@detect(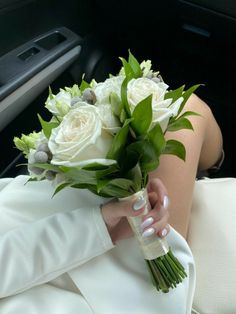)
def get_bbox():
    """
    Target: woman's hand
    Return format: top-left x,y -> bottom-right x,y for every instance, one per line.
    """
101,178 -> 170,244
